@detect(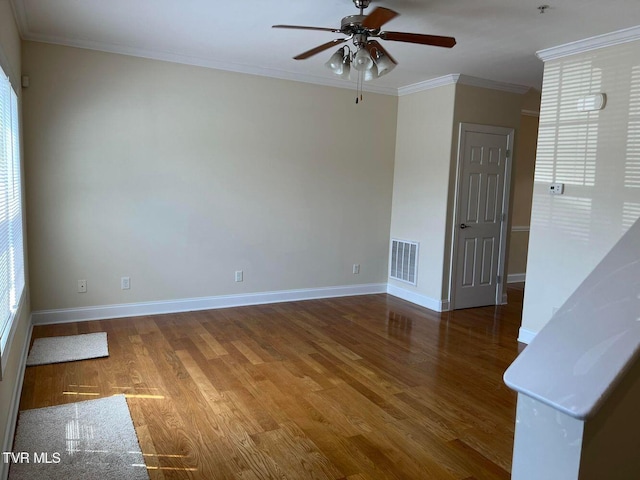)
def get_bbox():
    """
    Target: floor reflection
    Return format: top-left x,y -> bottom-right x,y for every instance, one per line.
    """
65,404 -> 95,455
386,311 -> 413,343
